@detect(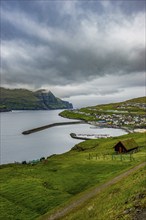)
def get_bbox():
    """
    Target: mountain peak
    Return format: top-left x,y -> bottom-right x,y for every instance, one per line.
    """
0,87 -> 73,110
36,89 -> 54,95
48,90 -> 54,95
